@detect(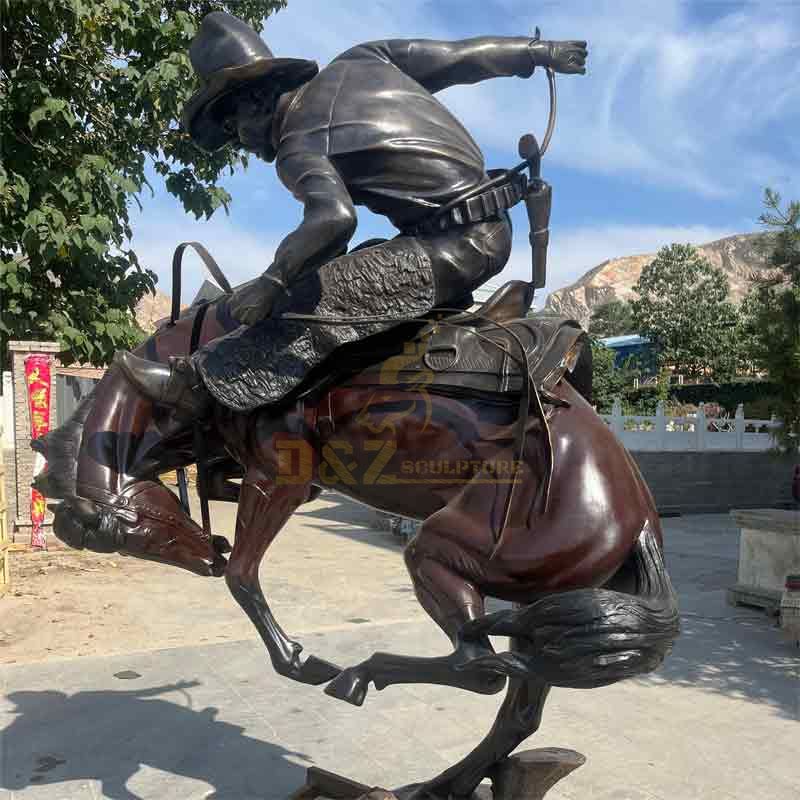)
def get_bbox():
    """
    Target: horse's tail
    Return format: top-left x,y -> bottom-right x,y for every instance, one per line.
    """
461,520 -> 679,688
31,387 -> 96,501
